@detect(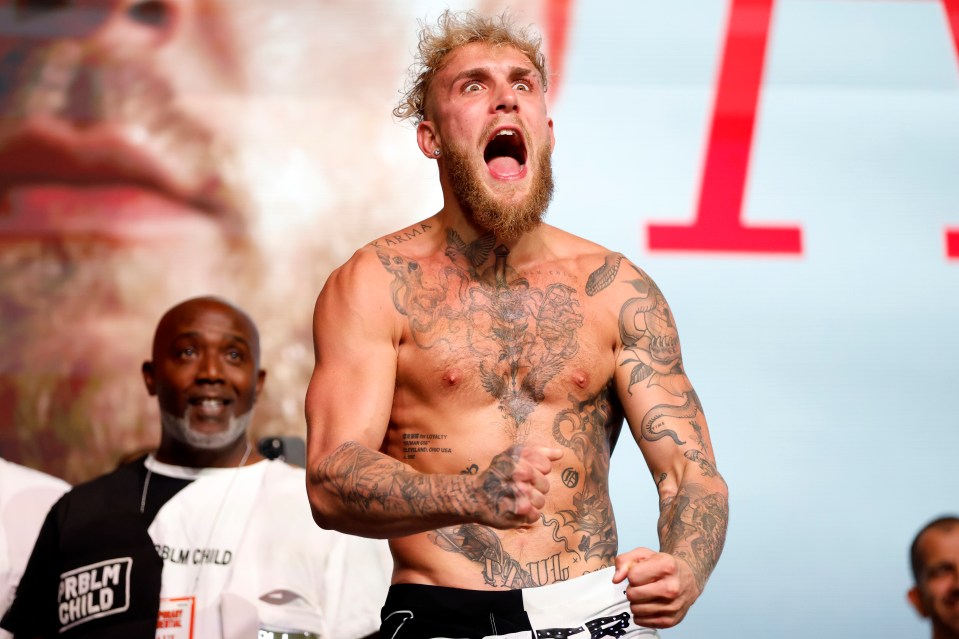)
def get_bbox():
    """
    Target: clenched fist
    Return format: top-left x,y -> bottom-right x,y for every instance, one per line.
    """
474,445 -> 563,529
612,547 -> 703,628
